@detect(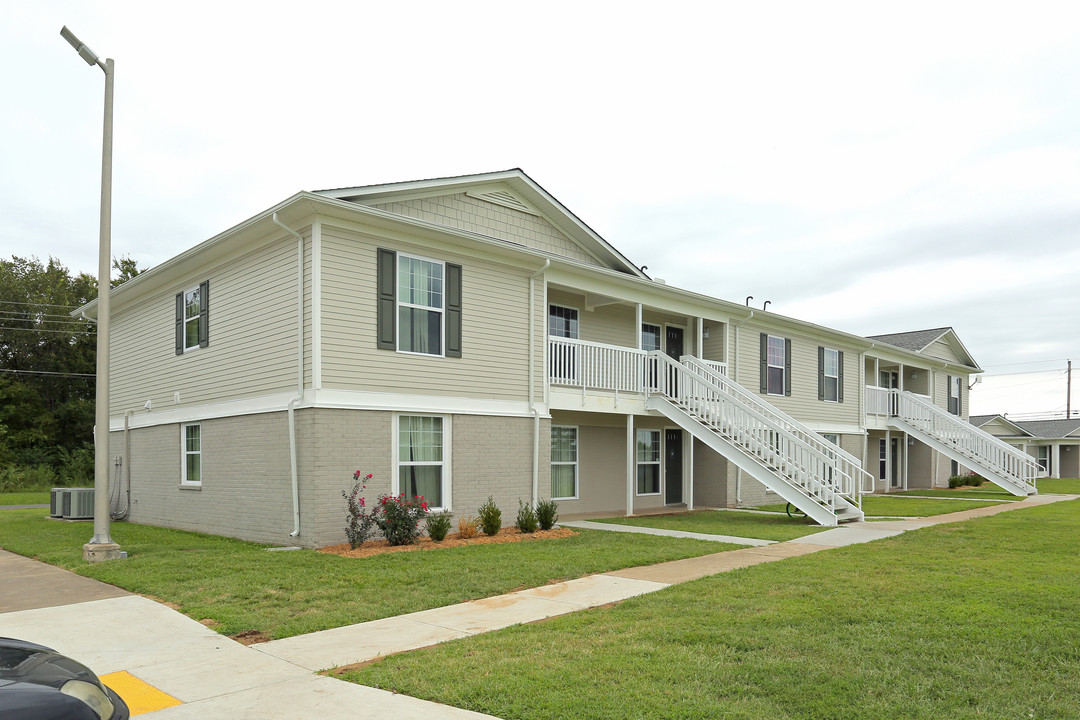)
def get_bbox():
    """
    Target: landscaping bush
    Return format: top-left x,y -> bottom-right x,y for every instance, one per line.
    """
477,496 -> 502,536
457,514 -> 479,539
374,494 -> 429,545
516,500 -> 539,534
342,471 -> 376,549
535,499 -> 559,530
948,474 -> 986,488
427,510 -> 452,542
